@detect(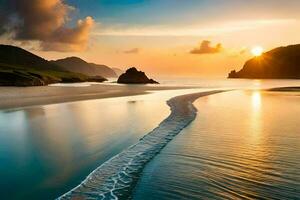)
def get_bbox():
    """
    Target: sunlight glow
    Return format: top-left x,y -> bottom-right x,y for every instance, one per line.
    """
250,91 -> 263,143
251,91 -> 262,110
251,46 -> 264,56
